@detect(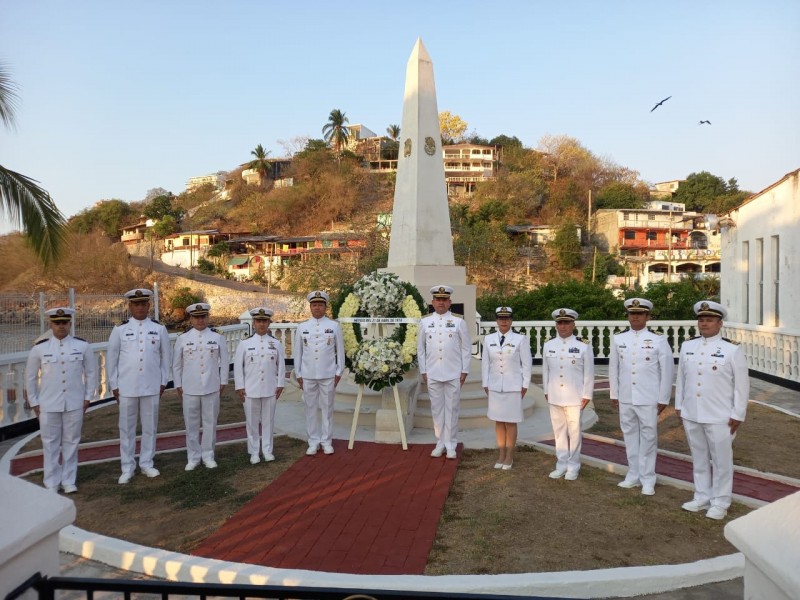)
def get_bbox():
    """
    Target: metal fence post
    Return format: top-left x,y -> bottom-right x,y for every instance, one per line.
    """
38,292 -> 45,335
69,288 -> 76,337
153,282 -> 160,320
